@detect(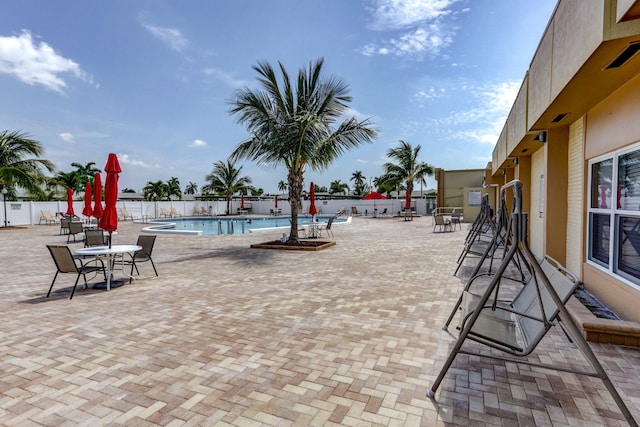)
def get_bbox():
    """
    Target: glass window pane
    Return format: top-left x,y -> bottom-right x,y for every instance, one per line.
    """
591,159 -> 613,209
589,213 -> 610,266
618,150 -> 640,211
617,216 -> 640,282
